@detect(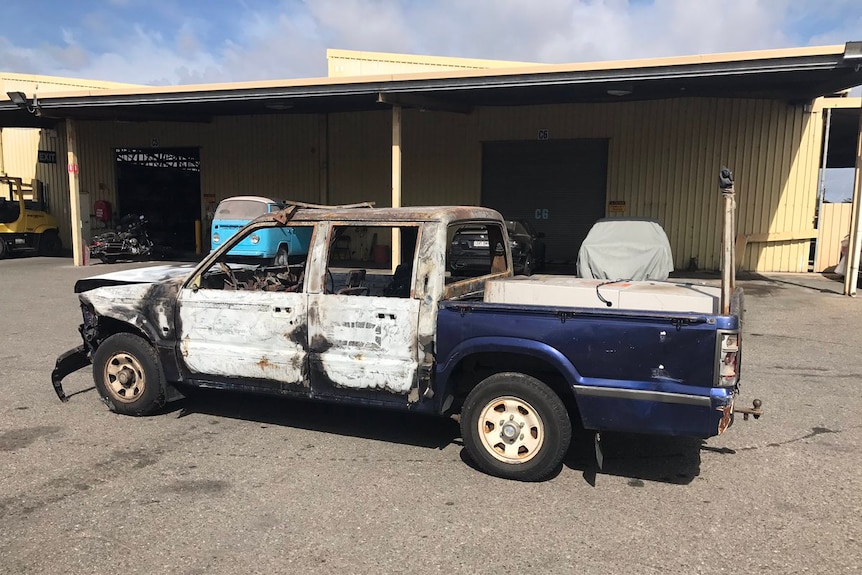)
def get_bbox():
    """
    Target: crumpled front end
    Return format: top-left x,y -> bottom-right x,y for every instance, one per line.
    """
51,345 -> 91,401
51,300 -> 102,402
